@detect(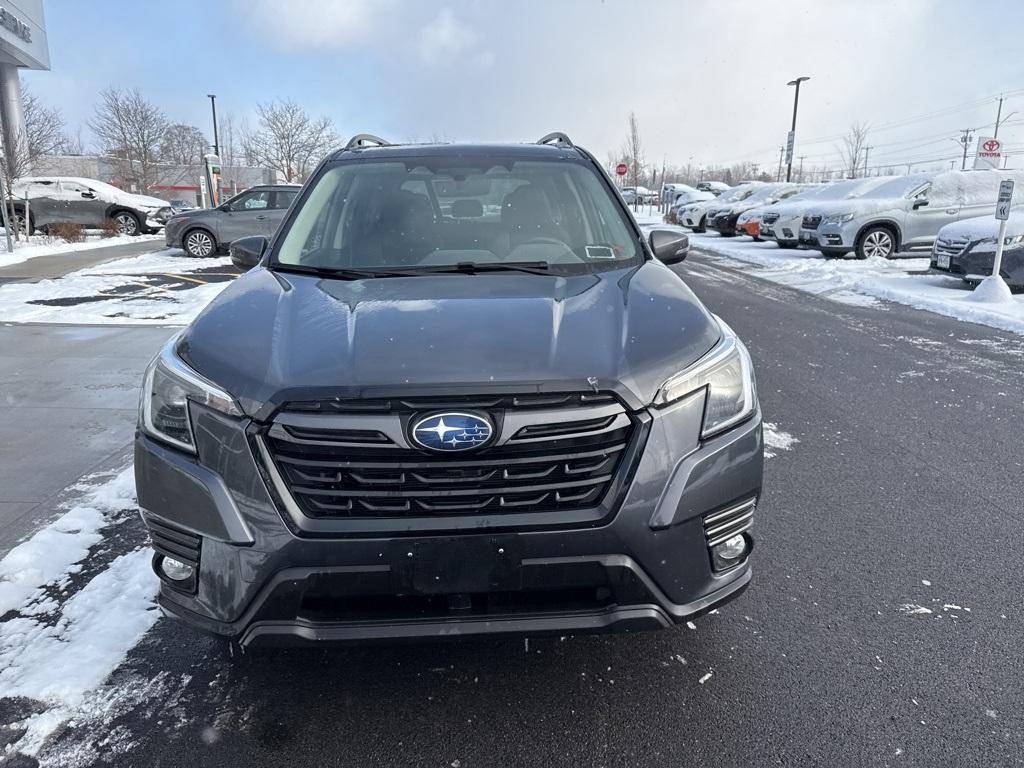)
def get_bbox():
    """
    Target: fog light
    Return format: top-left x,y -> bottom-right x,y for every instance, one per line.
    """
711,534 -> 749,571
160,556 -> 195,582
